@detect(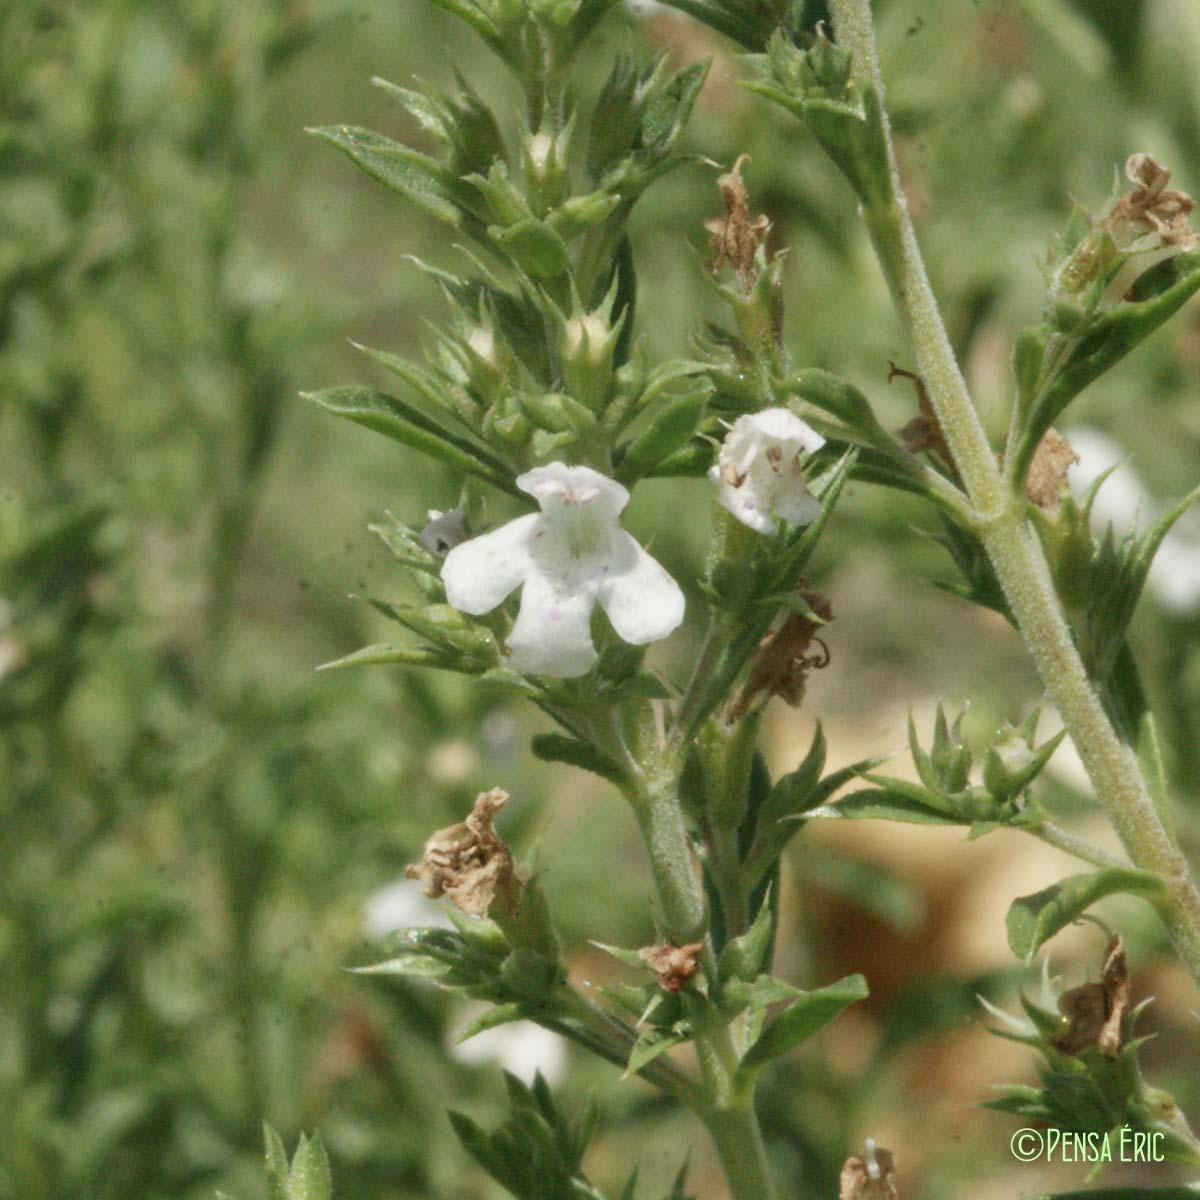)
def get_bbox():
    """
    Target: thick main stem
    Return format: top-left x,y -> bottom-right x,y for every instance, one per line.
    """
704,1103 -> 778,1200
828,0 -> 1200,983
